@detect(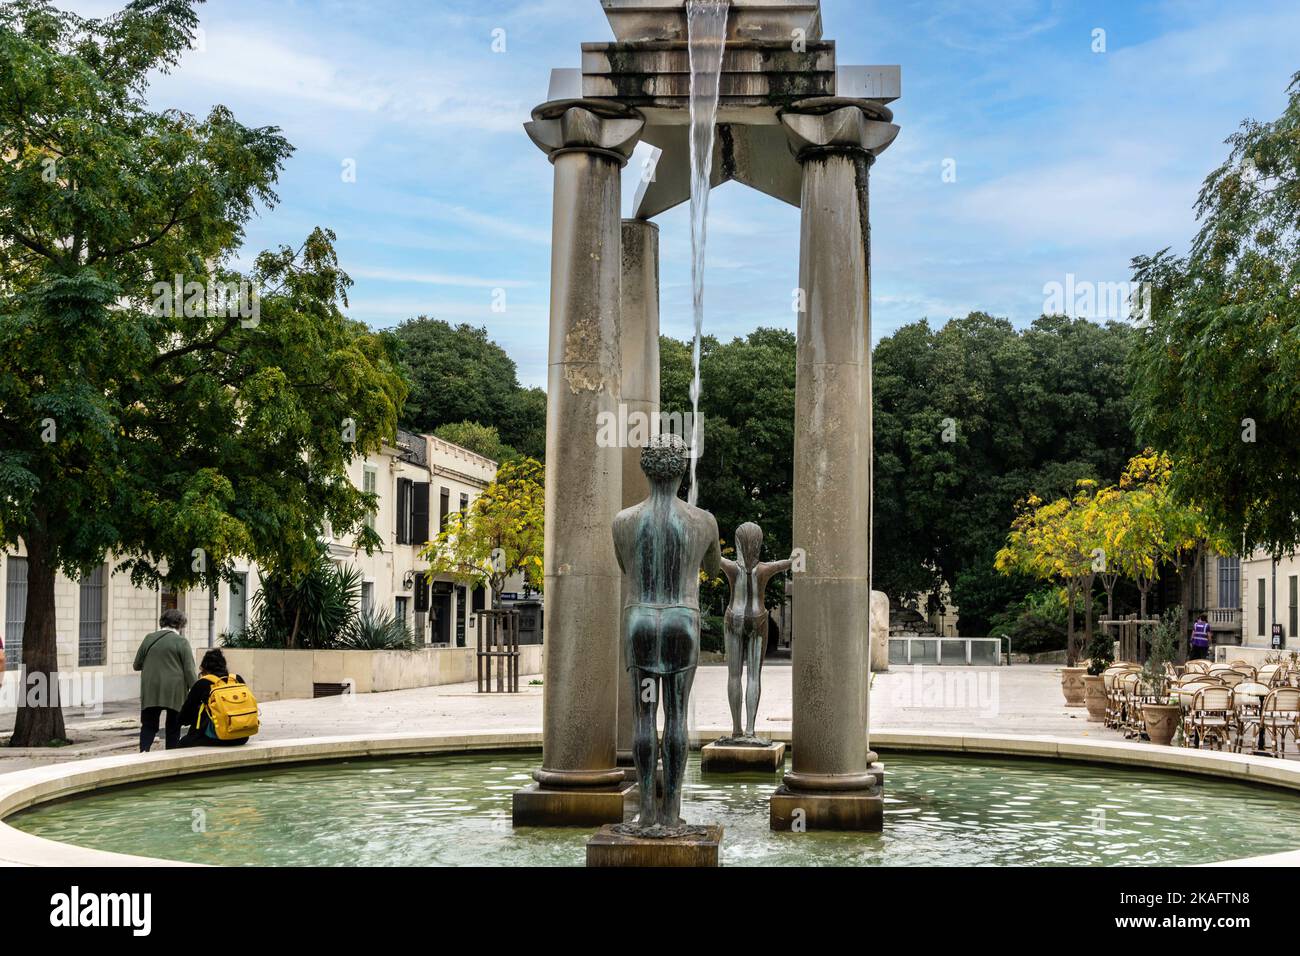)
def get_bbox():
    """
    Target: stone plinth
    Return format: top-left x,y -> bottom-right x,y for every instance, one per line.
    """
512,782 -> 635,828
701,740 -> 786,773
600,0 -> 824,45
769,784 -> 883,833
587,824 -> 723,867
